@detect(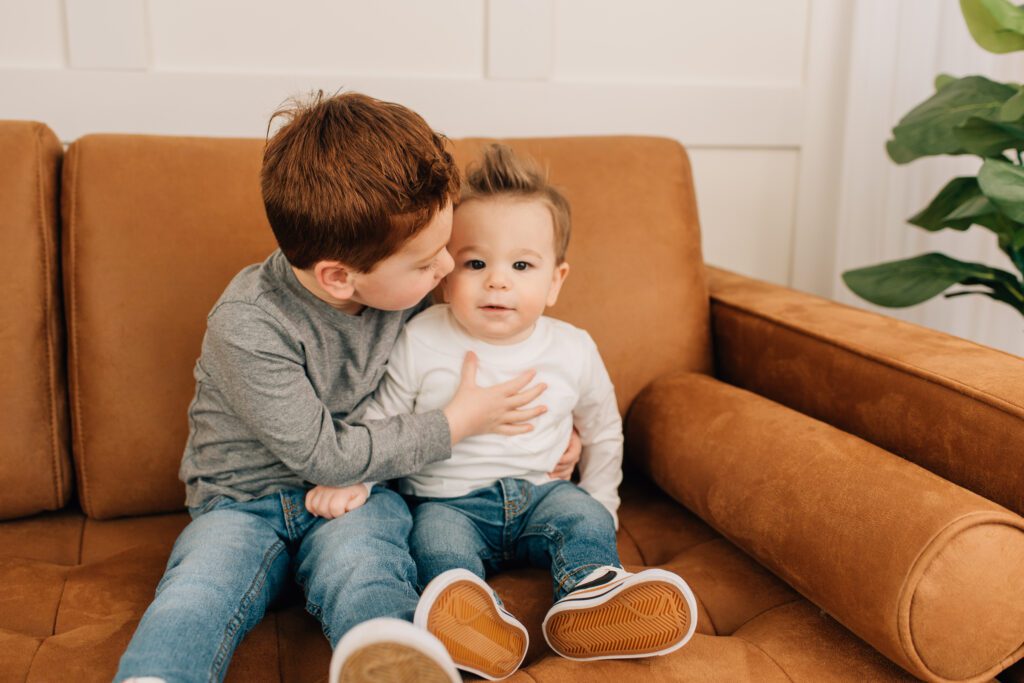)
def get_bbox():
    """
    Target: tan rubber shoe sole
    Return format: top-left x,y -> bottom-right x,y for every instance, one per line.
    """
426,579 -> 527,679
545,581 -> 693,659
339,642 -> 456,683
